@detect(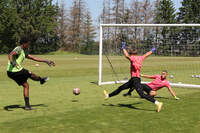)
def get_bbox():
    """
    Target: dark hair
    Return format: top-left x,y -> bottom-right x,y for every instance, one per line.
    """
162,70 -> 168,73
128,48 -> 137,55
20,36 -> 30,44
